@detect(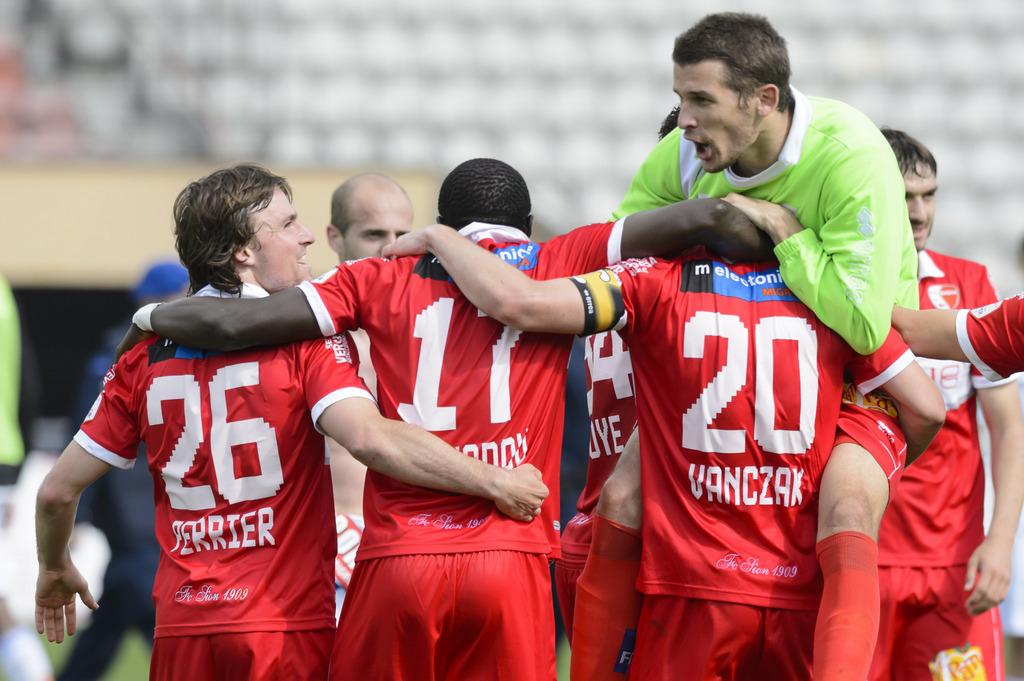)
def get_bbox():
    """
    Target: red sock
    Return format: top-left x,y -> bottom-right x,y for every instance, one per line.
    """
813,531 -> 880,681
570,514 -> 644,681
